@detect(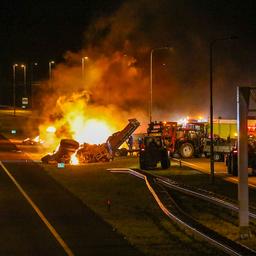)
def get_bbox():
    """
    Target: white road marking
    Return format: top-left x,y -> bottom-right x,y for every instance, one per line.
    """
227,177 -> 256,189
0,161 -> 74,256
